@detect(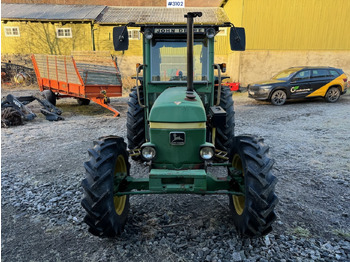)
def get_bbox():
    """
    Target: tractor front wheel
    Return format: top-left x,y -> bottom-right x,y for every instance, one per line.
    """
228,135 -> 278,237
81,136 -> 130,237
